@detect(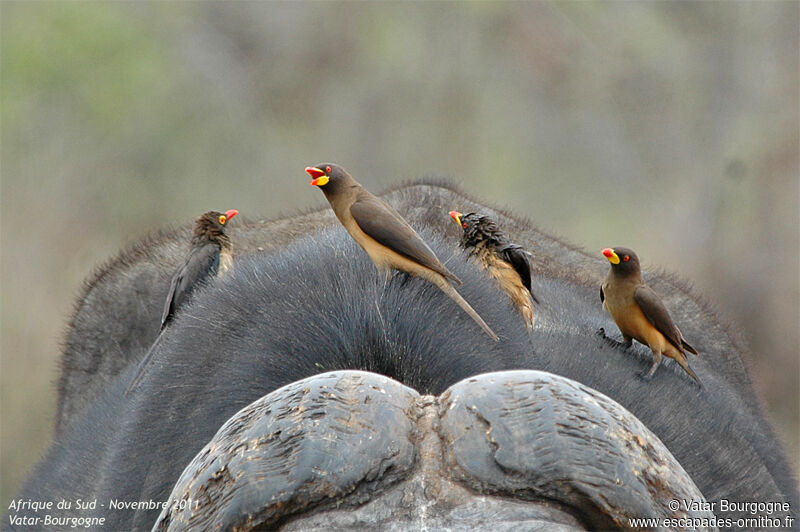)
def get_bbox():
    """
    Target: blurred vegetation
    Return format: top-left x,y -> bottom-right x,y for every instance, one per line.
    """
1,1 -> 797,506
